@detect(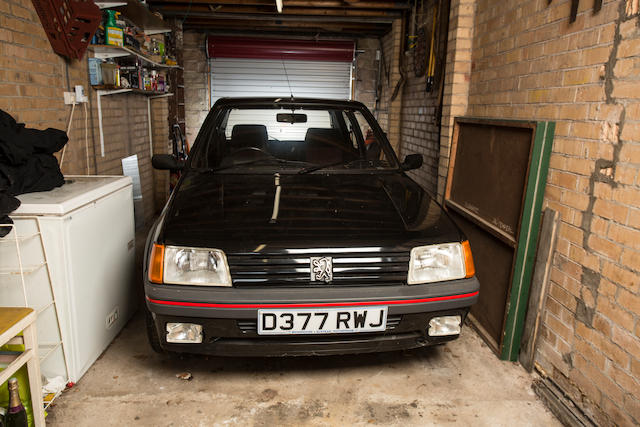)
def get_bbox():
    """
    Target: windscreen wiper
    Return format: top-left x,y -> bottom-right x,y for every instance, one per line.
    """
210,157 -> 306,172
298,159 -> 369,175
